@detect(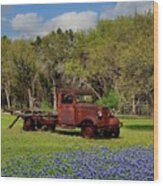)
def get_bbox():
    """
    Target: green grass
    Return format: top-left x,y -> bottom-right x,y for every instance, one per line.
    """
1,113 -> 153,167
